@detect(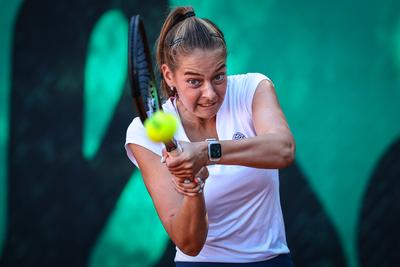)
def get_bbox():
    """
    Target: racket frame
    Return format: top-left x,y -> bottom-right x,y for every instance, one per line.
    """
128,15 -> 177,152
